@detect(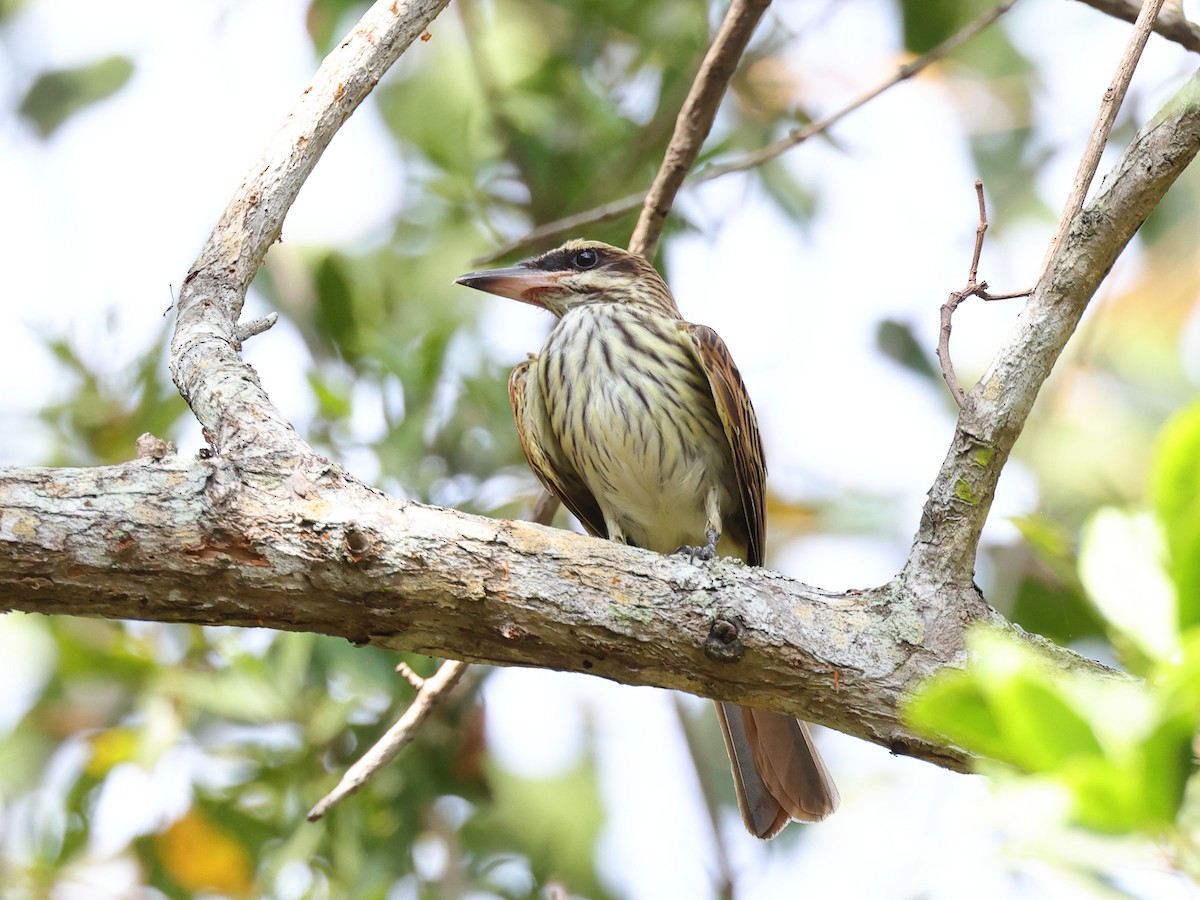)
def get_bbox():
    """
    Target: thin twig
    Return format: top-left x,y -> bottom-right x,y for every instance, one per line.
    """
307,658 -> 469,821
1038,0 -> 1168,279
473,0 -> 1020,265
395,660 -> 426,690
309,438 -> 560,816
937,181 -> 1033,408
671,696 -> 738,900
688,0 -> 1020,183
531,490 -> 561,526
627,0 -> 773,261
